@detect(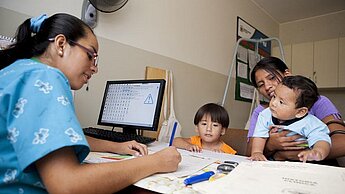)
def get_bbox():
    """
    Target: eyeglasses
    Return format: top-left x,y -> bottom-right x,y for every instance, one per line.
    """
69,40 -> 98,67
48,38 -> 99,67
